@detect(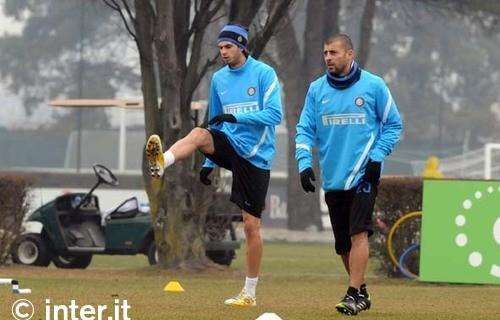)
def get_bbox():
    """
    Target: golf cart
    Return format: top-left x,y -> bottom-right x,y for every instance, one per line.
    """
11,164 -> 241,268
